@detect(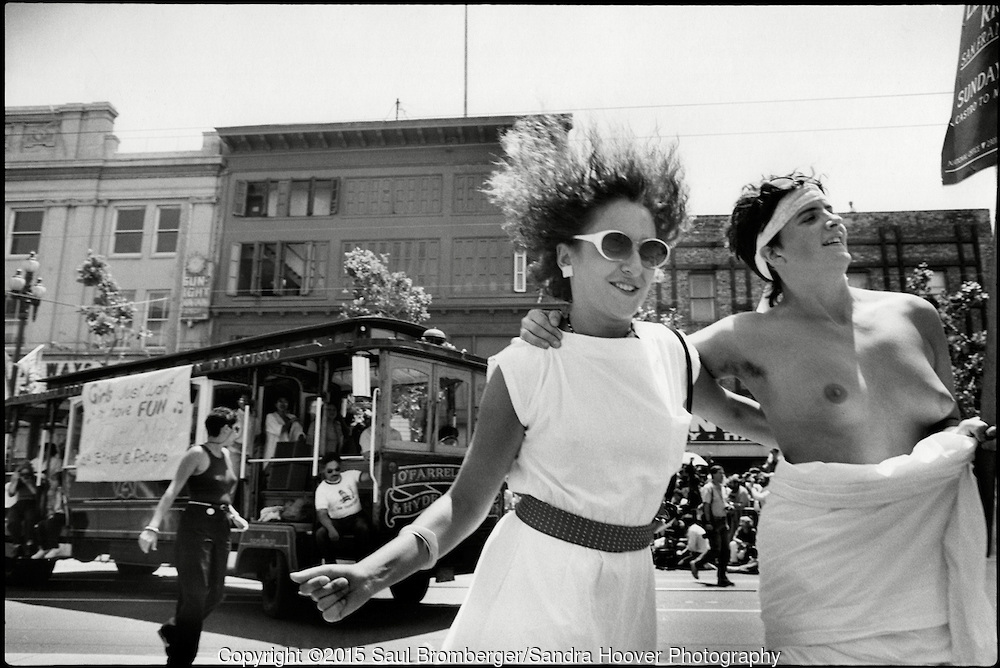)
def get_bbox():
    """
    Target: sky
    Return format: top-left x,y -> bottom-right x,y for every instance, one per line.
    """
4,4 -> 997,222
